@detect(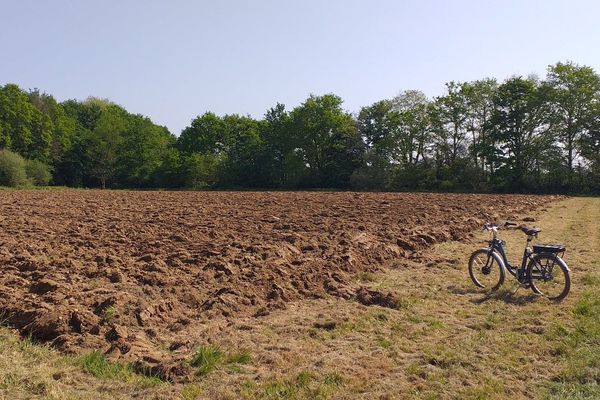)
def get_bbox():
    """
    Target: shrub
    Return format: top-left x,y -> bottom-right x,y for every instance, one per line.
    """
181,154 -> 220,189
25,159 -> 53,186
0,149 -> 29,187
